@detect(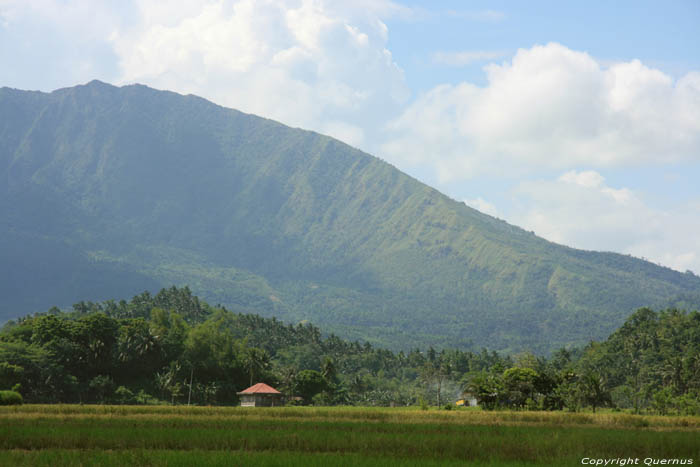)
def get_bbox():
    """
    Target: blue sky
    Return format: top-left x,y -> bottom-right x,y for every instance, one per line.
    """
1,0 -> 699,273
386,1 -> 700,89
